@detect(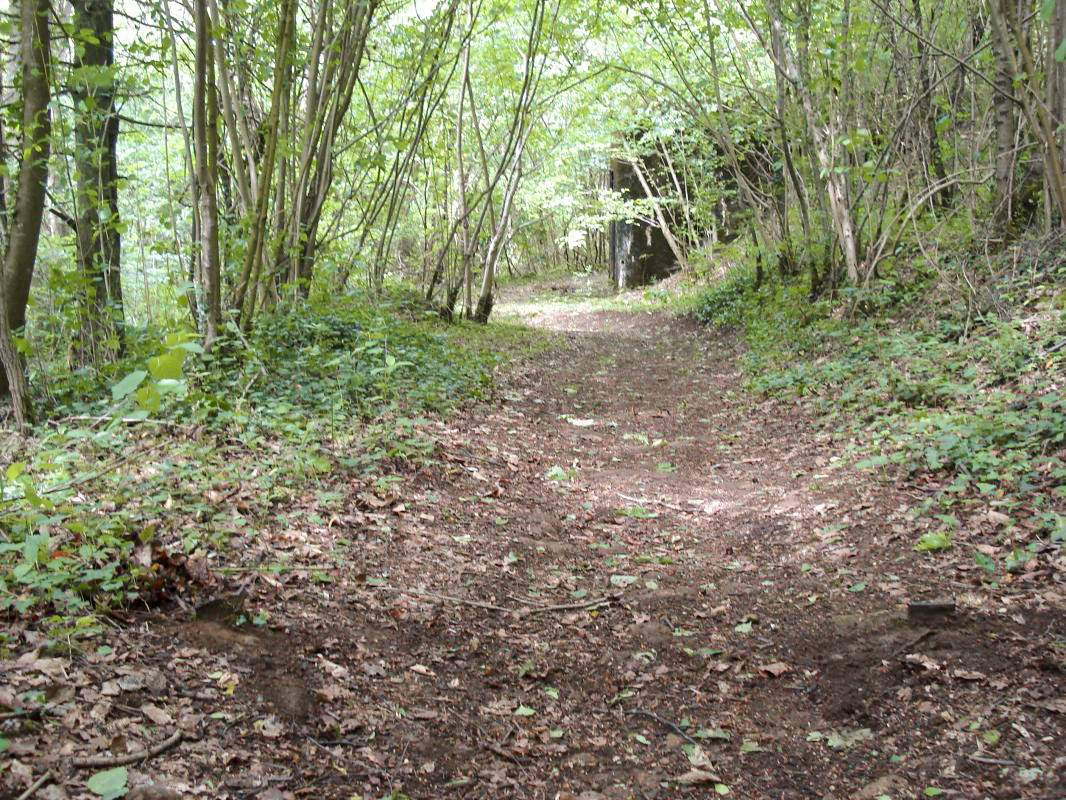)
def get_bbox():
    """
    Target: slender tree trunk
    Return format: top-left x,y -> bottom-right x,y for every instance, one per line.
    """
762,0 -> 861,283
0,0 -> 50,409
991,13 -> 1017,231
990,0 -> 1066,227
192,0 -> 221,347
71,0 -> 124,364
234,0 -> 296,329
